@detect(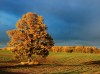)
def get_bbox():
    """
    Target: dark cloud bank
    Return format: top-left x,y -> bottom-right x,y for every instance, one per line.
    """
0,0 -> 100,47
